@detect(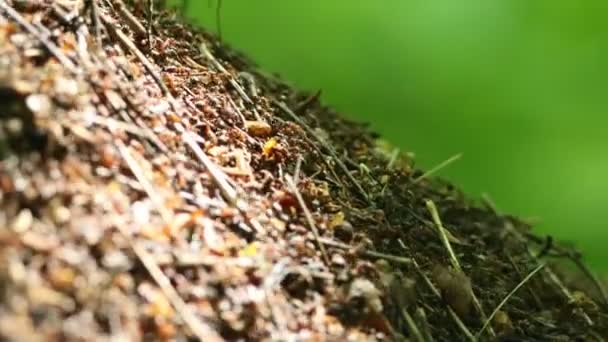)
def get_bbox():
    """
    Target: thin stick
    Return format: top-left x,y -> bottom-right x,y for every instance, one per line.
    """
238,72 -> 258,98
476,263 -> 545,338
180,127 -> 263,234
89,0 -> 103,48
273,113 -> 349,195
116,140 -> 173,224
508,228 -> 596,328
413,153 -> 462,184
488,201 -> 596,326
285,174 -> 330,266
523,232 -> 608,307
319,238 -> 411,265
544,265 -> 594,326
520,234 -> 594,326
426,200 -> 494,337
182,130 -> 238,205
274,101 -> 371,205
113,0 -> 147,37
199,43 -> 253,104
147,0 -> 154,51
226,96 -> 247,126
293,155 -> 303,185
0,0 -> 78,73
109,215 -> 223,342
101,13 -> 172,97
85,114 -> 150,138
